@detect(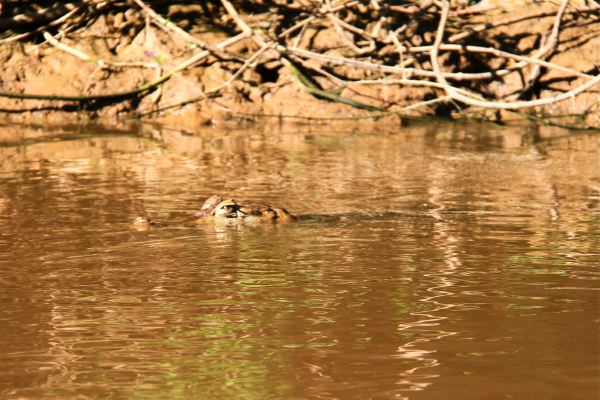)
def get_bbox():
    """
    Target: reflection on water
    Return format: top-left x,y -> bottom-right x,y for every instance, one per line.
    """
0,121 -> 598,399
